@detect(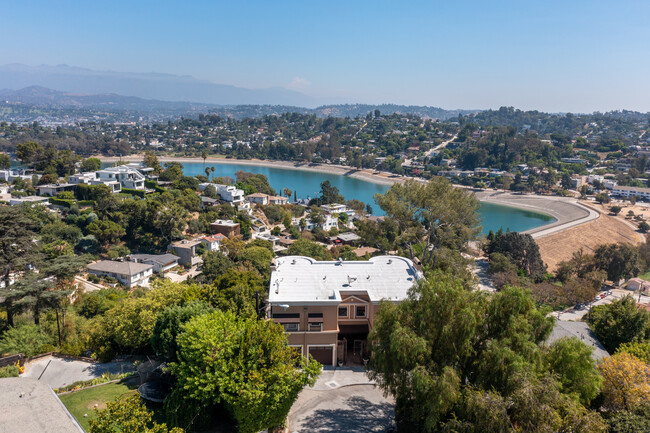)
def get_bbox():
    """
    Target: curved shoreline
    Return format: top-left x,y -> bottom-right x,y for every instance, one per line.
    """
474,191 -> 599,238
99,156 -> 597,235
